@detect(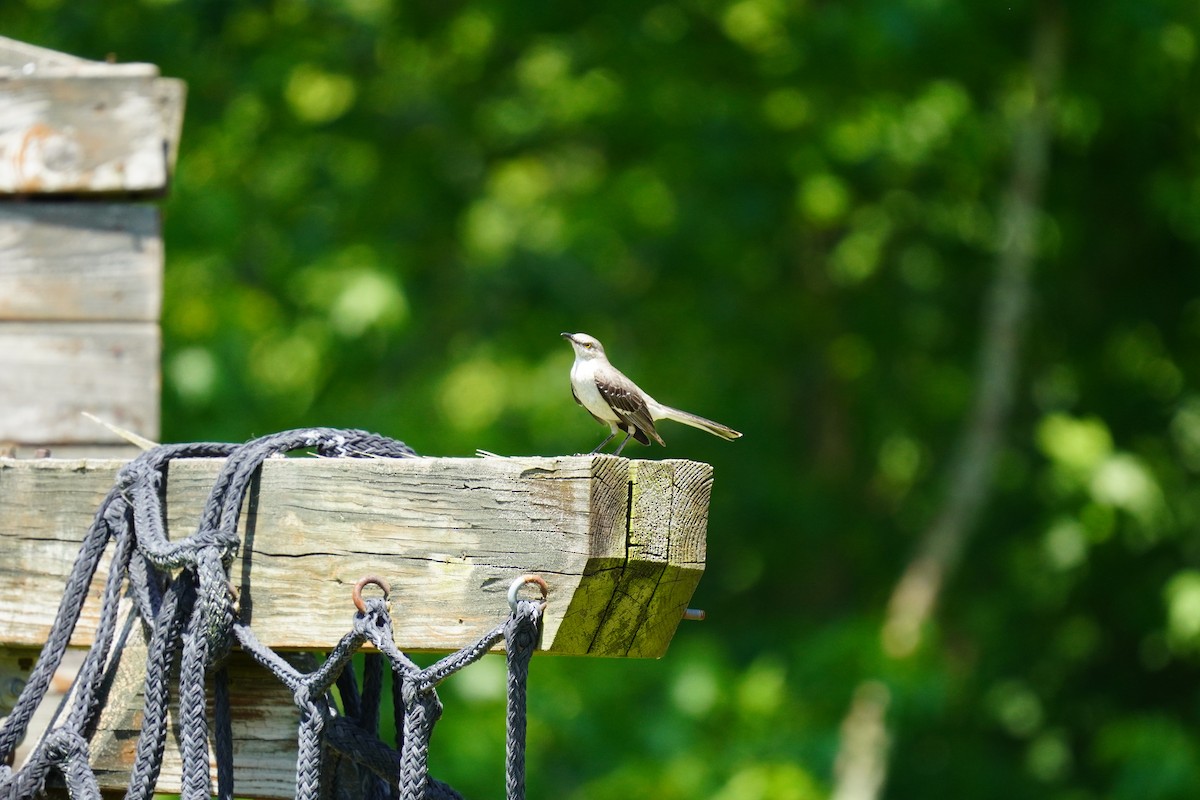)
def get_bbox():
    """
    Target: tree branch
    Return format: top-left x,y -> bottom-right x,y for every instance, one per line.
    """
831,6 -> 1064,798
